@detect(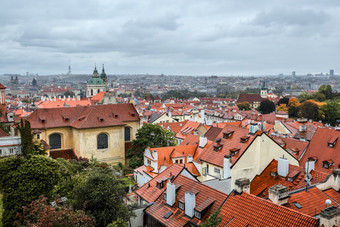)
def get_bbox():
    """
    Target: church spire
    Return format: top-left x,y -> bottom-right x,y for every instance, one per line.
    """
100,64 -> 107,82
93,64 -> 99,77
